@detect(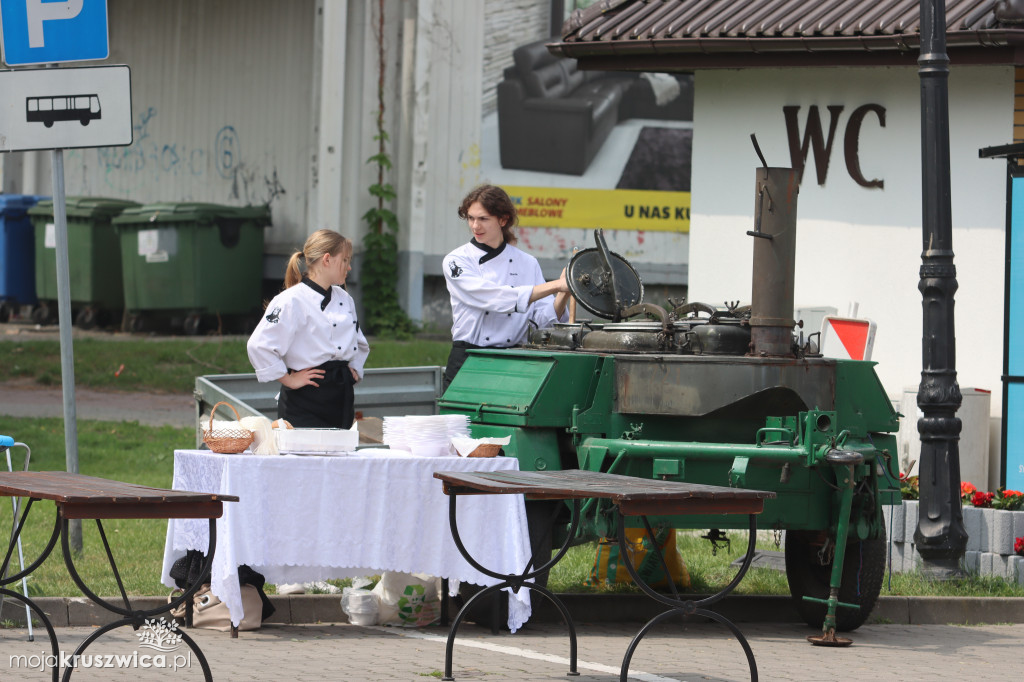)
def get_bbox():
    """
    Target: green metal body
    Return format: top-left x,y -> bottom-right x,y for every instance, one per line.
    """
112,203 -> 269,315
440,349 -> 900,541
28,197 -> 139,309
